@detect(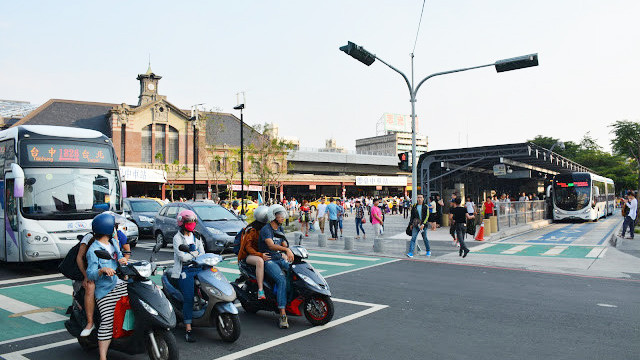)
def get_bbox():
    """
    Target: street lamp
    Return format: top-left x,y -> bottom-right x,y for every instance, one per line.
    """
190,103 -> 205,200
339,41 -> 539,204
233,102 -> 246,215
